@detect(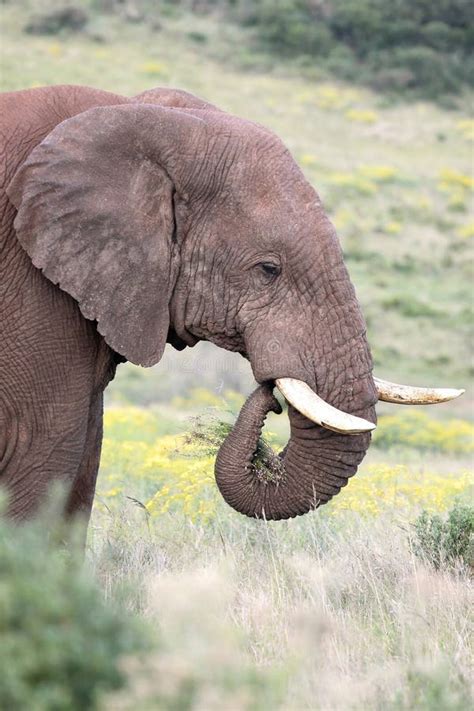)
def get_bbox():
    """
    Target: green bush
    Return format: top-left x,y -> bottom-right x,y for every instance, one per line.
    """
0,516 -> 146,711
233,0 -> 474,99
374,45 -> 461,97
242,0 -> 334,57
24,0 -> 472,98
412,503 -> 474,571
